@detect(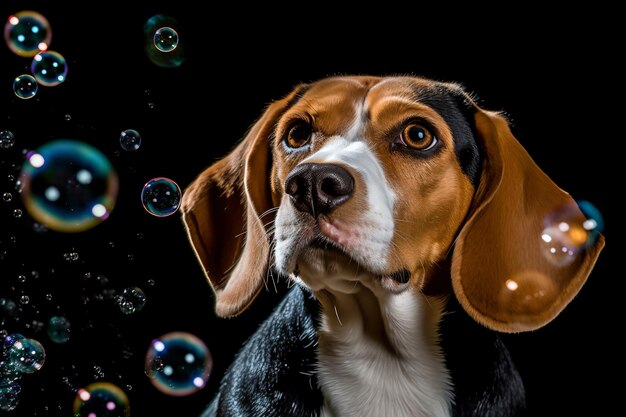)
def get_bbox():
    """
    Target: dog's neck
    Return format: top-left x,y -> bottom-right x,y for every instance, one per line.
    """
301,277 -> 453,417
